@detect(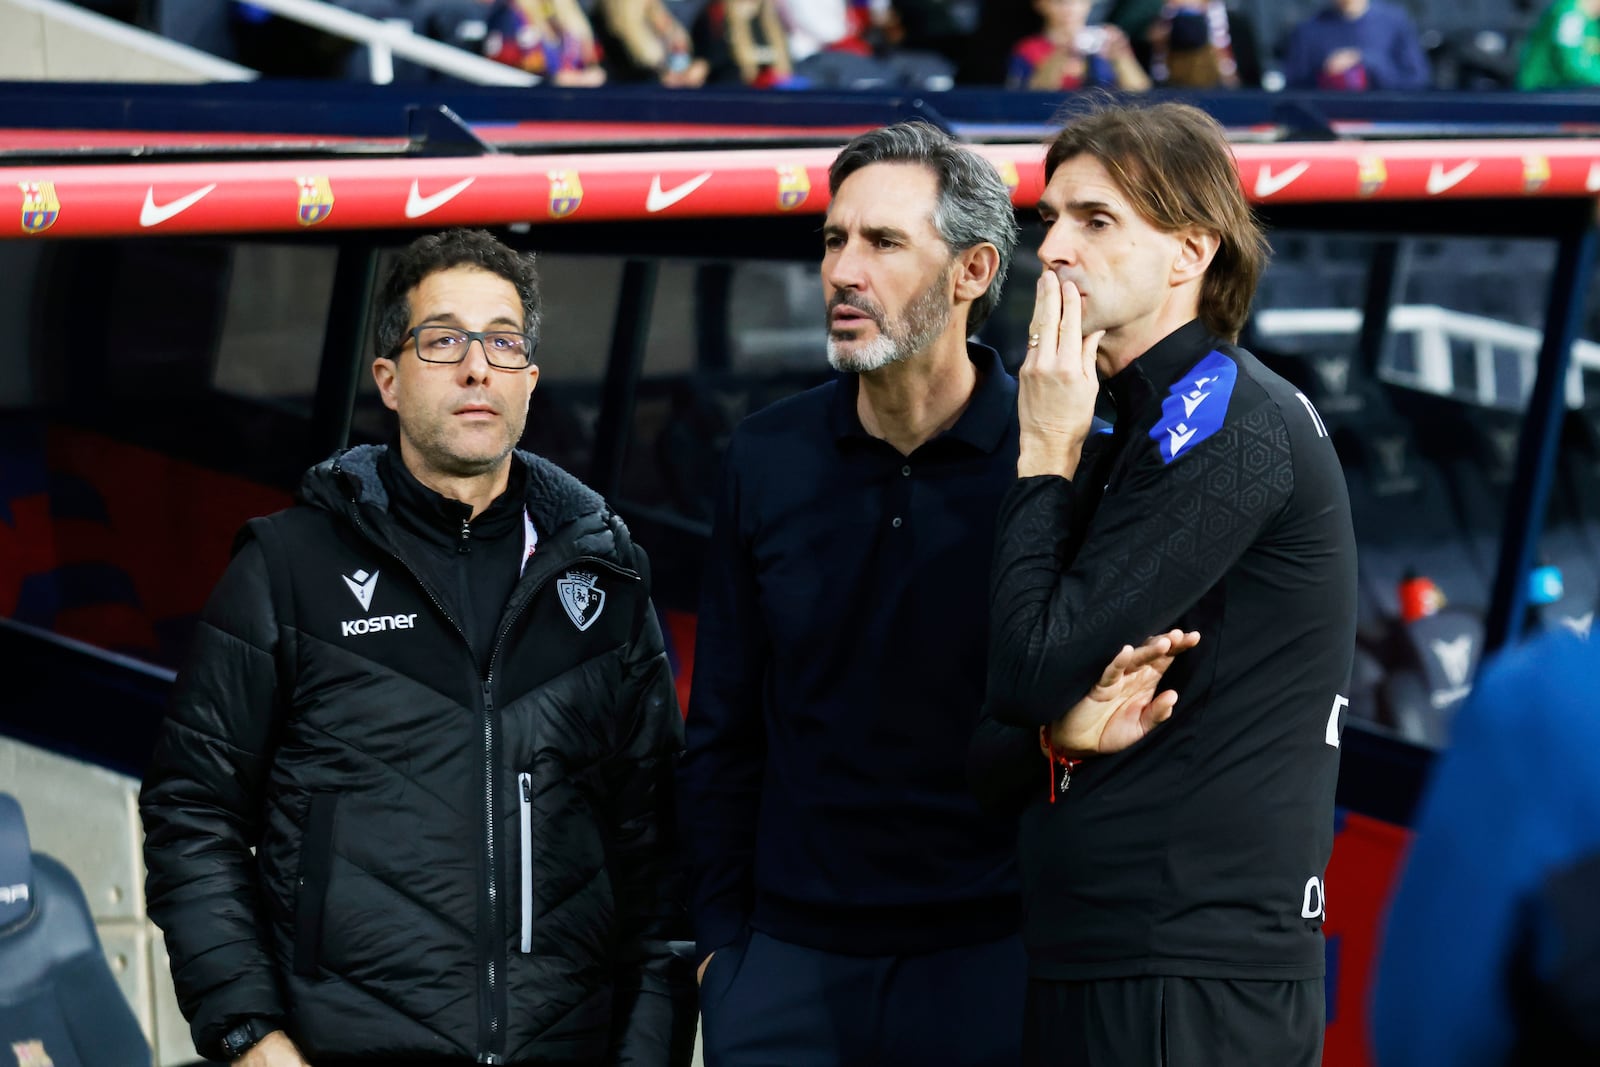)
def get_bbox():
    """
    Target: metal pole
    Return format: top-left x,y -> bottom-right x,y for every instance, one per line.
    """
1356,239 -> 1408,372
695,264 -> 733,373
1484,222 -> 1600,654
590,260 -> 659,498
311,241 -> 380,463
228,0 -> 537,85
